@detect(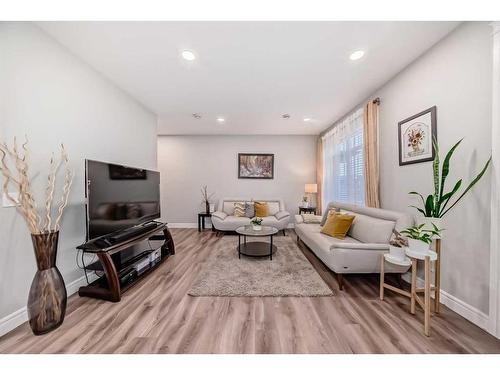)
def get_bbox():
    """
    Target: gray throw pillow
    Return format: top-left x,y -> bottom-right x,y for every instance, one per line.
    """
245,202 -> 255,218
